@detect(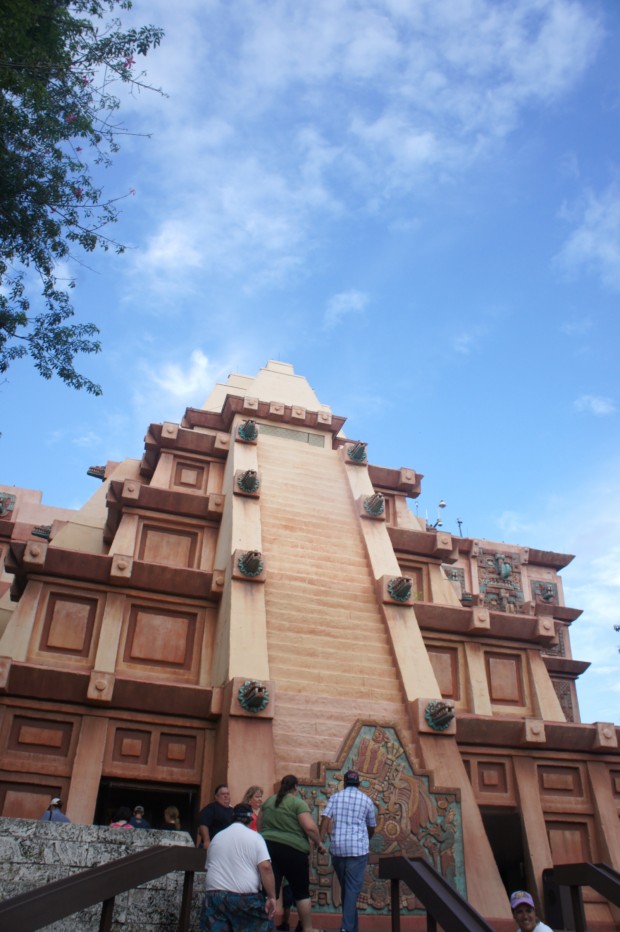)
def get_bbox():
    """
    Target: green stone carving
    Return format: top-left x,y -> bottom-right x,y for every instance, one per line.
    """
347,441 -> 367,462
237,469 -> 260,493
387,576 -> 412,602
363,492 -> 385,515
238,679 -> 269,712
425,700 -> 455,731
238,419 -> 259,441
238,550 -> 264,577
